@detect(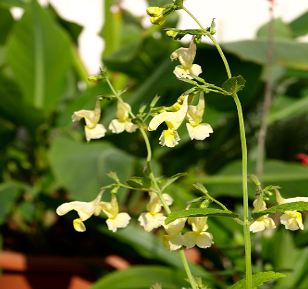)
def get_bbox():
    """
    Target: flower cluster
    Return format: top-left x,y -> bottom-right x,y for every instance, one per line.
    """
138,192 -> 214,251
148,93 -> 213,147
72,98 -> 137,142
250,189 -> 308,233
56,191 -> 130,232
